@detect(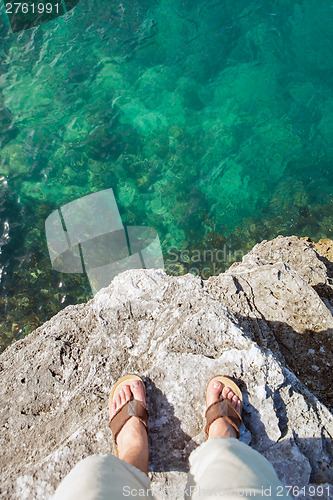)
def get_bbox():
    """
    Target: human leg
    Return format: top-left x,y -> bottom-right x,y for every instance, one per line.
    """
53,453 -> 153,500
53,375 -> 153,500
186,377 -> 290,499
109,376 -> 149,475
